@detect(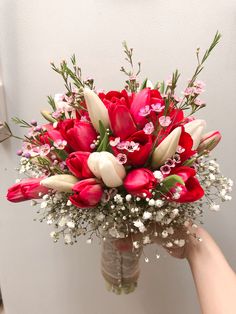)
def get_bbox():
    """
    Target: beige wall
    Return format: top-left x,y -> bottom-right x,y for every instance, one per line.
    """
0,0 -> 236,313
